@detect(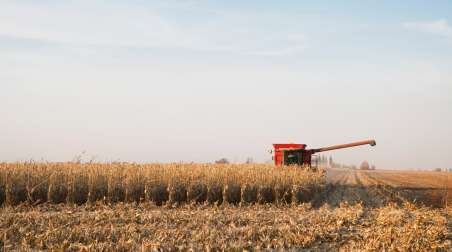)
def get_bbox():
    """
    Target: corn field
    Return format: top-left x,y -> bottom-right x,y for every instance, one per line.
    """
1,162 -> 450,251
1,202 -> 450,251
0,162 -> 324,206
